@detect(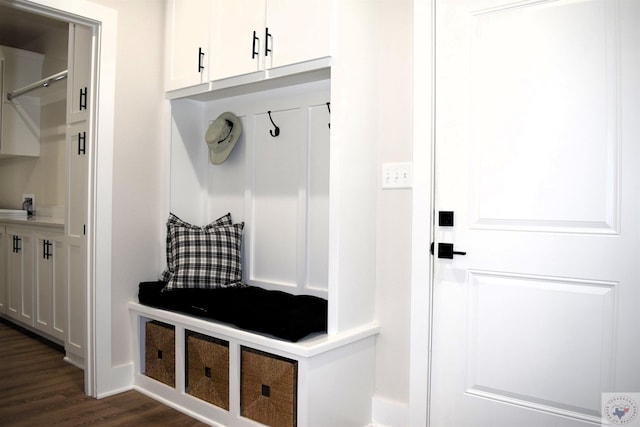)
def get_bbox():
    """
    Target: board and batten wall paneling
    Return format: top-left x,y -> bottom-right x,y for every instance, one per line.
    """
170,80 -> 330,297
